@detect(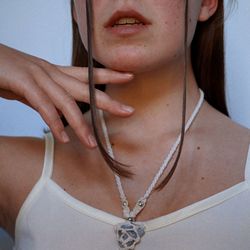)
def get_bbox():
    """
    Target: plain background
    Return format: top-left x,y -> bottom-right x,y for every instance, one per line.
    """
0,0 -> 249,249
